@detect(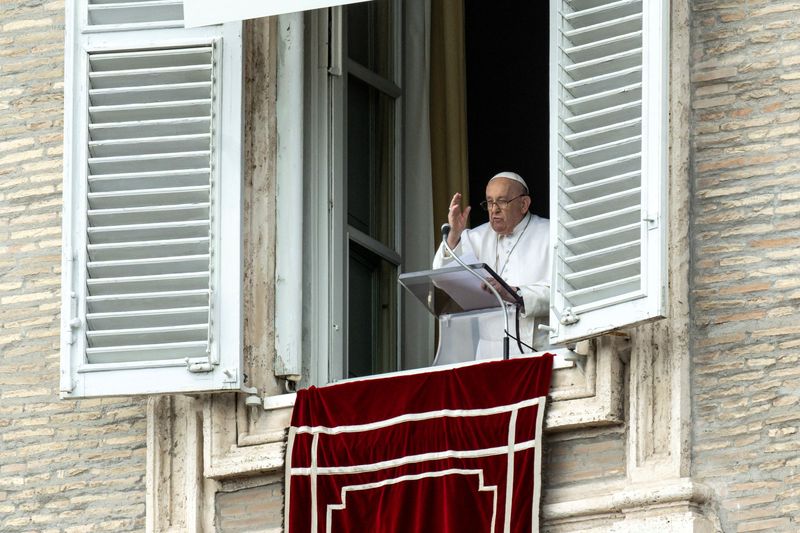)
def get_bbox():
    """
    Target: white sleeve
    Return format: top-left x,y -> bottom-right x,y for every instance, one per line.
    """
519,283 -> 549,318
432,231 -> 476,269
432,240 -> 460,268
